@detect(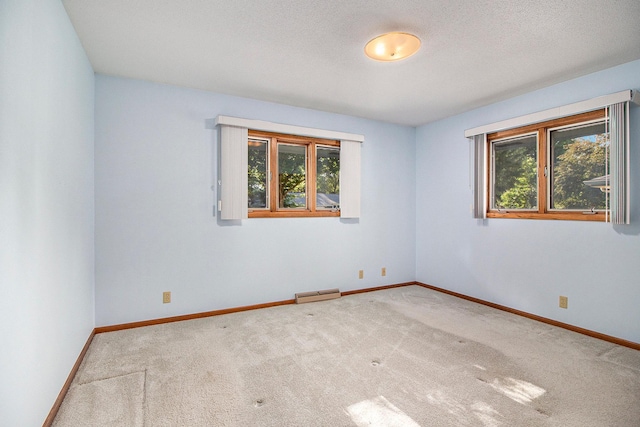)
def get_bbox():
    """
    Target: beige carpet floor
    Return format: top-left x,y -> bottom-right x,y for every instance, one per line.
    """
53,286 -> 640,426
